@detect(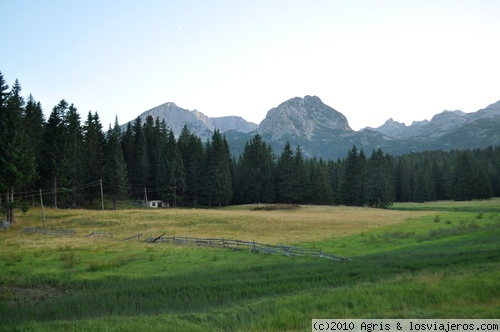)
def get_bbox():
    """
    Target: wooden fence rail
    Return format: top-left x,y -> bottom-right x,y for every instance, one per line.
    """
86,231 -> 114,238
23,227 -> 76,236
146,235 -> 348,261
